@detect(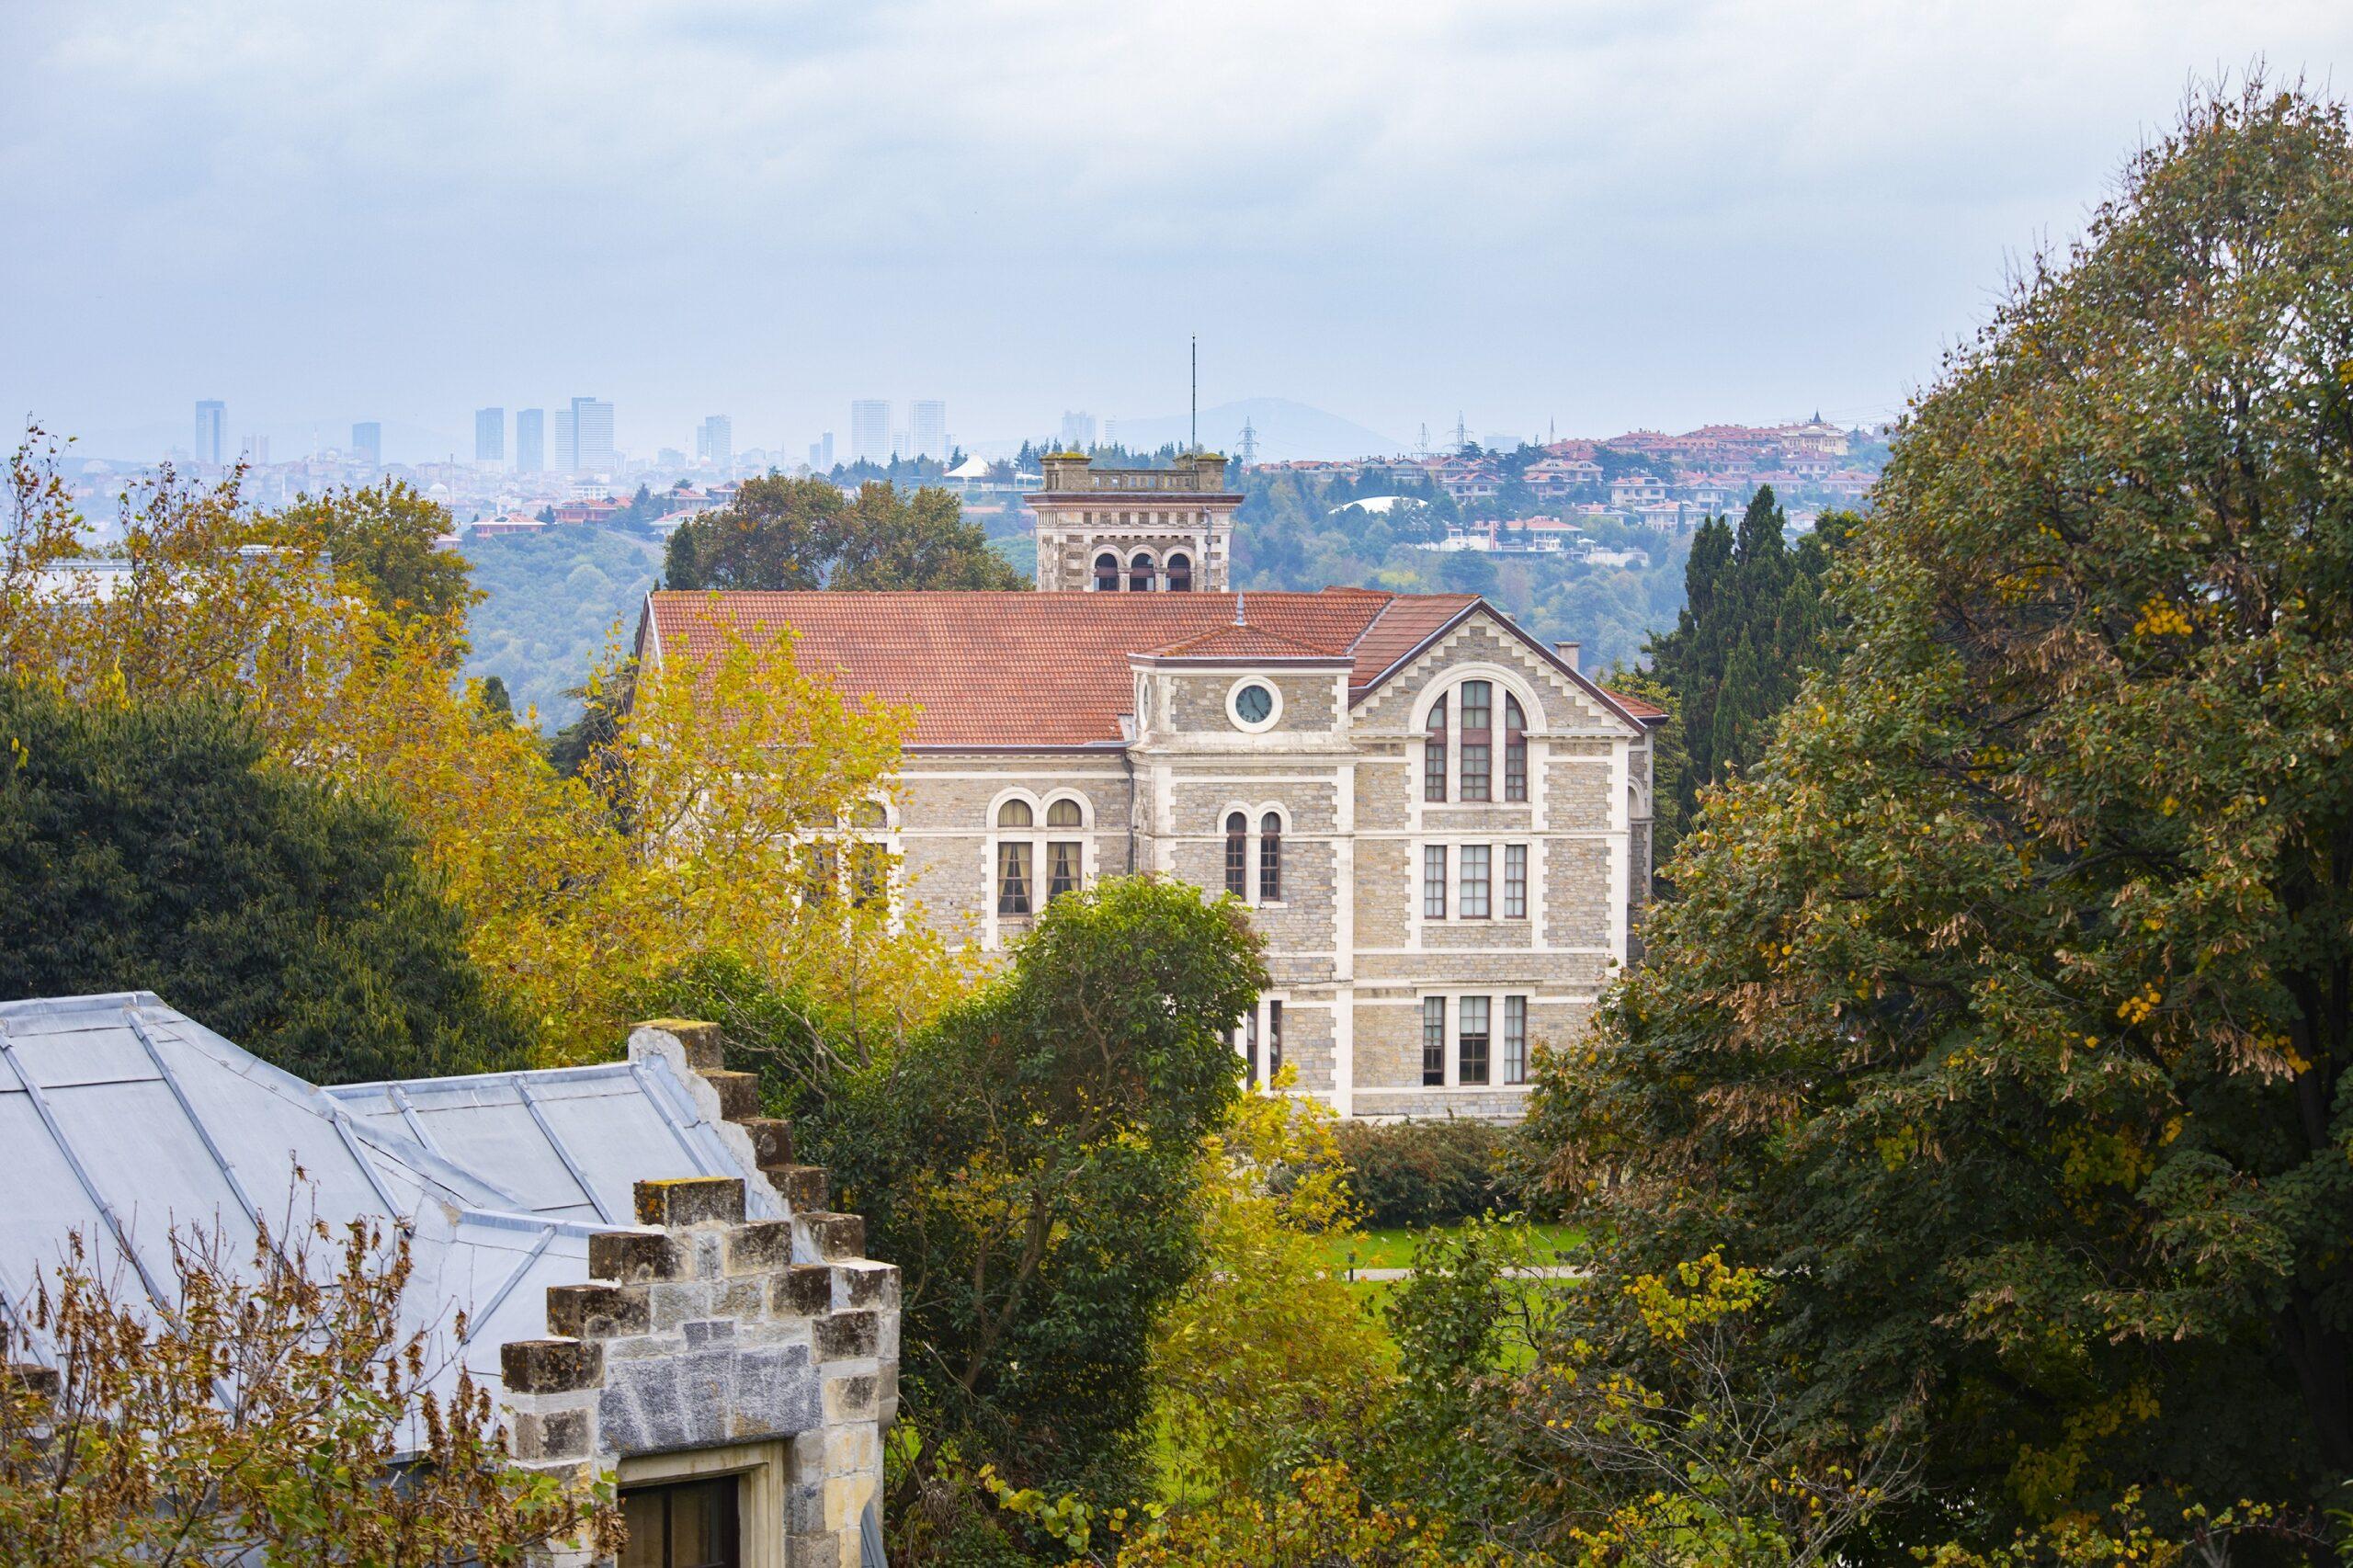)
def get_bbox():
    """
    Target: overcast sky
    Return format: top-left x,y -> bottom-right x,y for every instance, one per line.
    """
4,1 -> 2347,461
